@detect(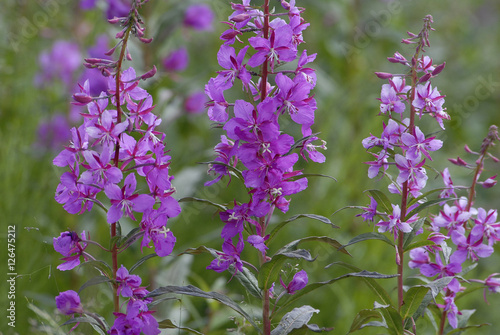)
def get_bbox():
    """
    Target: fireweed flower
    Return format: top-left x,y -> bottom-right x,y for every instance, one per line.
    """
162,48 -> 189,72
183,4 -> 214,31
56,290 -> 84,315
204,0 -> 325,275
53,231 -> 89,271
280,270 -> 308,294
